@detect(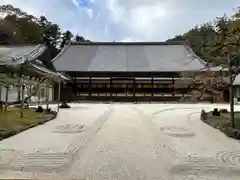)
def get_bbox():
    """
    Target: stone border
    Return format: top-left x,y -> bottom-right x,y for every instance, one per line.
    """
200,110 -> 240,140
0,109 -> 57,141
